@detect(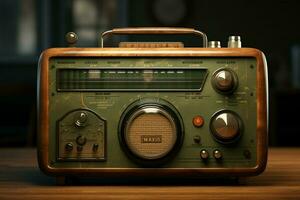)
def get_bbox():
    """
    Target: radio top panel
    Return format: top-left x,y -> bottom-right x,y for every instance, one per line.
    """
37,27 -> 268,181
